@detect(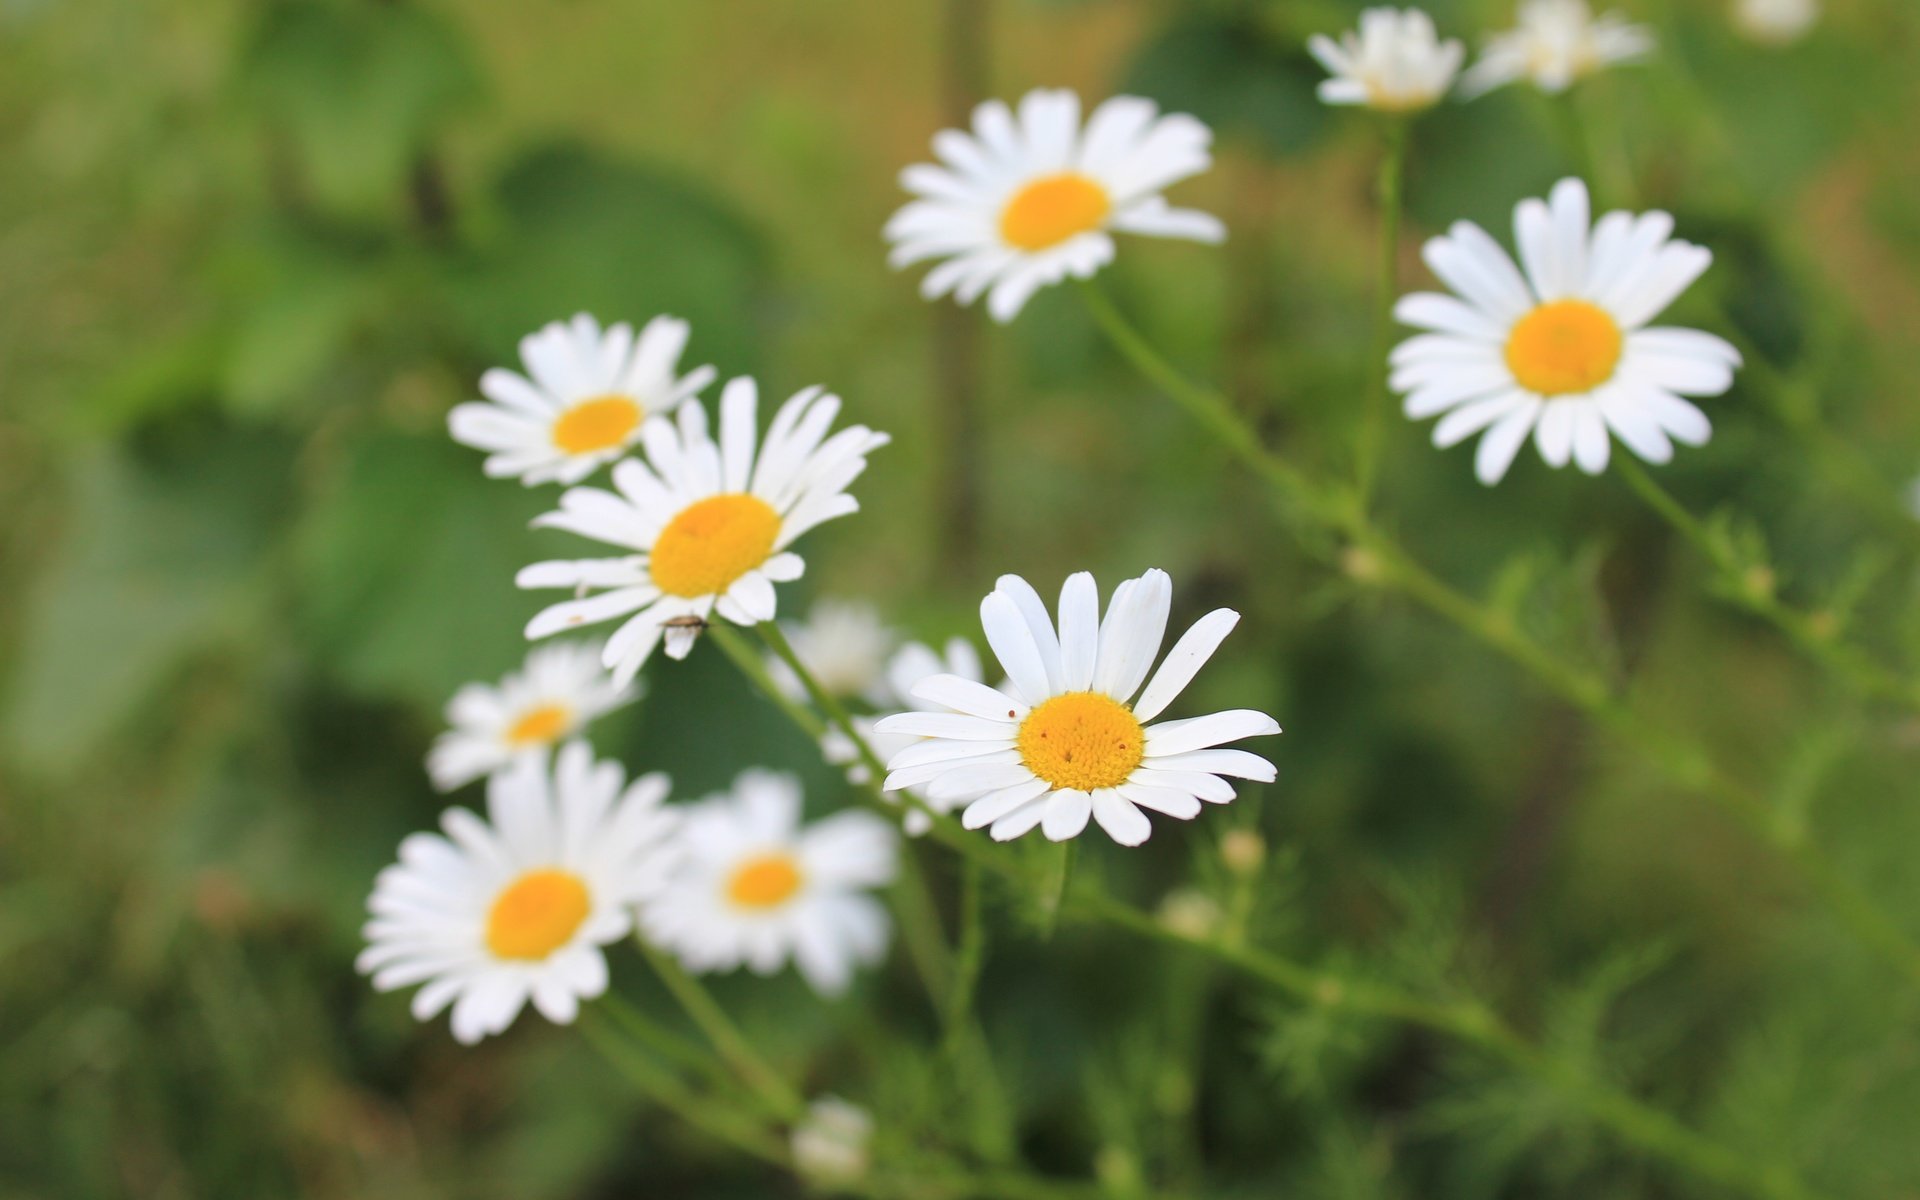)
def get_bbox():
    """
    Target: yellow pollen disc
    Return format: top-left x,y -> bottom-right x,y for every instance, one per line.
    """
648,494 -> 782,598
551,394 -> 644,455
1504,300 -> 1624,397
505,702 -> 571,746
726,853 -> 804,910
1016,691 -> 1145,792
999,173 -> 1112,252
486,868 -> 591,961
